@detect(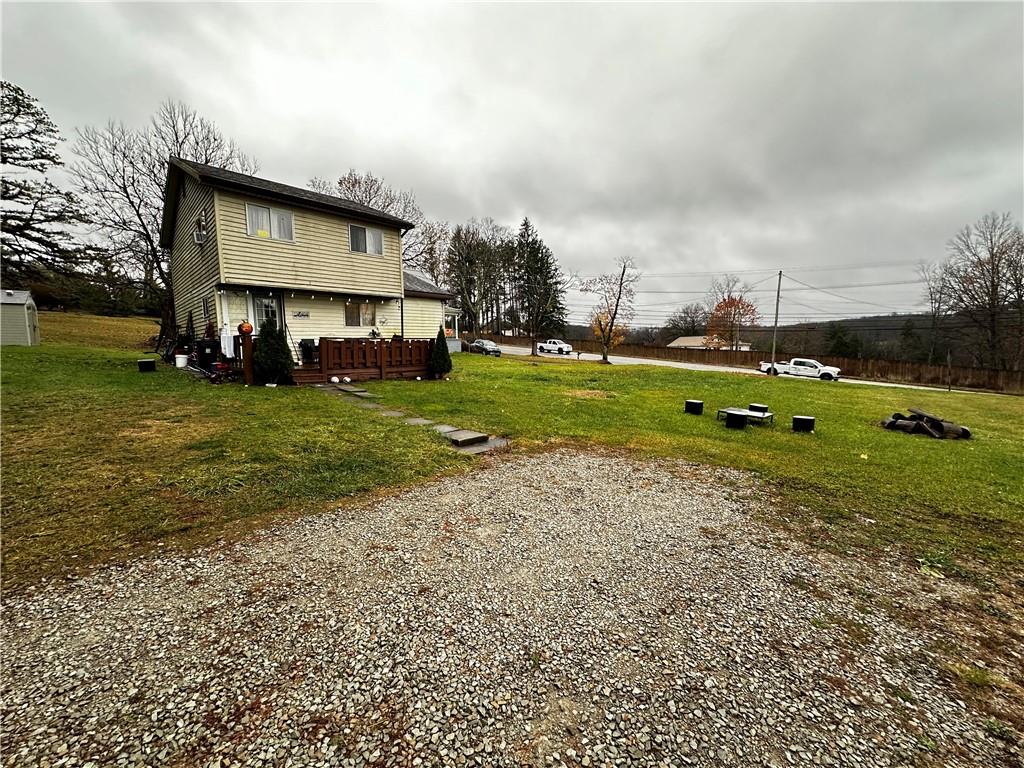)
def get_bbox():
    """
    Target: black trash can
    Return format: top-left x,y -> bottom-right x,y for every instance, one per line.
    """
684,399 -> 704,415
725,410 -> 748,429
793,415 -> 816,433
298,338 -> 319,365
196,339 -> 220,370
